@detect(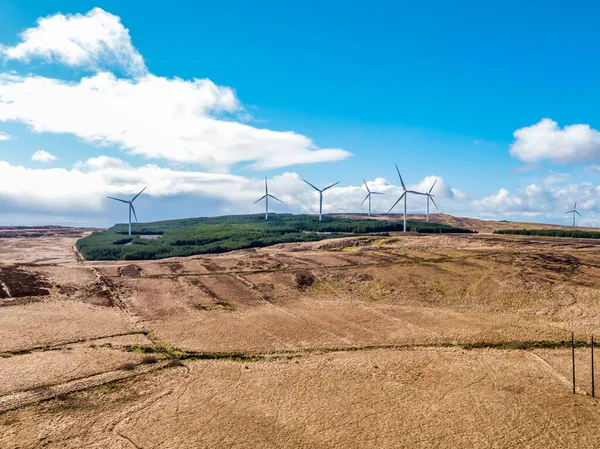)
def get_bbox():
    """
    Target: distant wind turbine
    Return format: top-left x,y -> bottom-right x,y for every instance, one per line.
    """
425,179 -> 439,222
387,165 -> 426,232
361,178 -> 384,216
254,177 -> 283,220
107,187 -> 147,236
303,179 -> 340,221
566,201 -> 582,226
